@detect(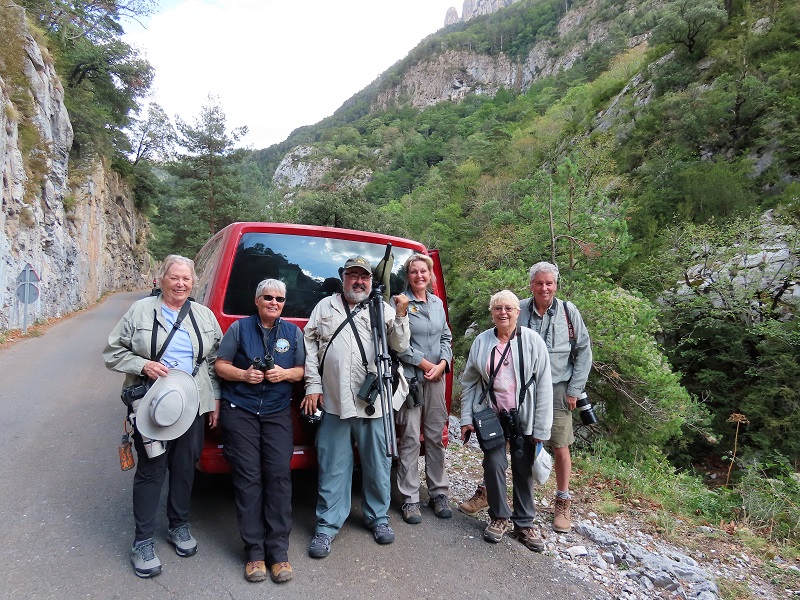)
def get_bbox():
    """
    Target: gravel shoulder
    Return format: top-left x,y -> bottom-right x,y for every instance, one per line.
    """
443,417 -> 800,600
